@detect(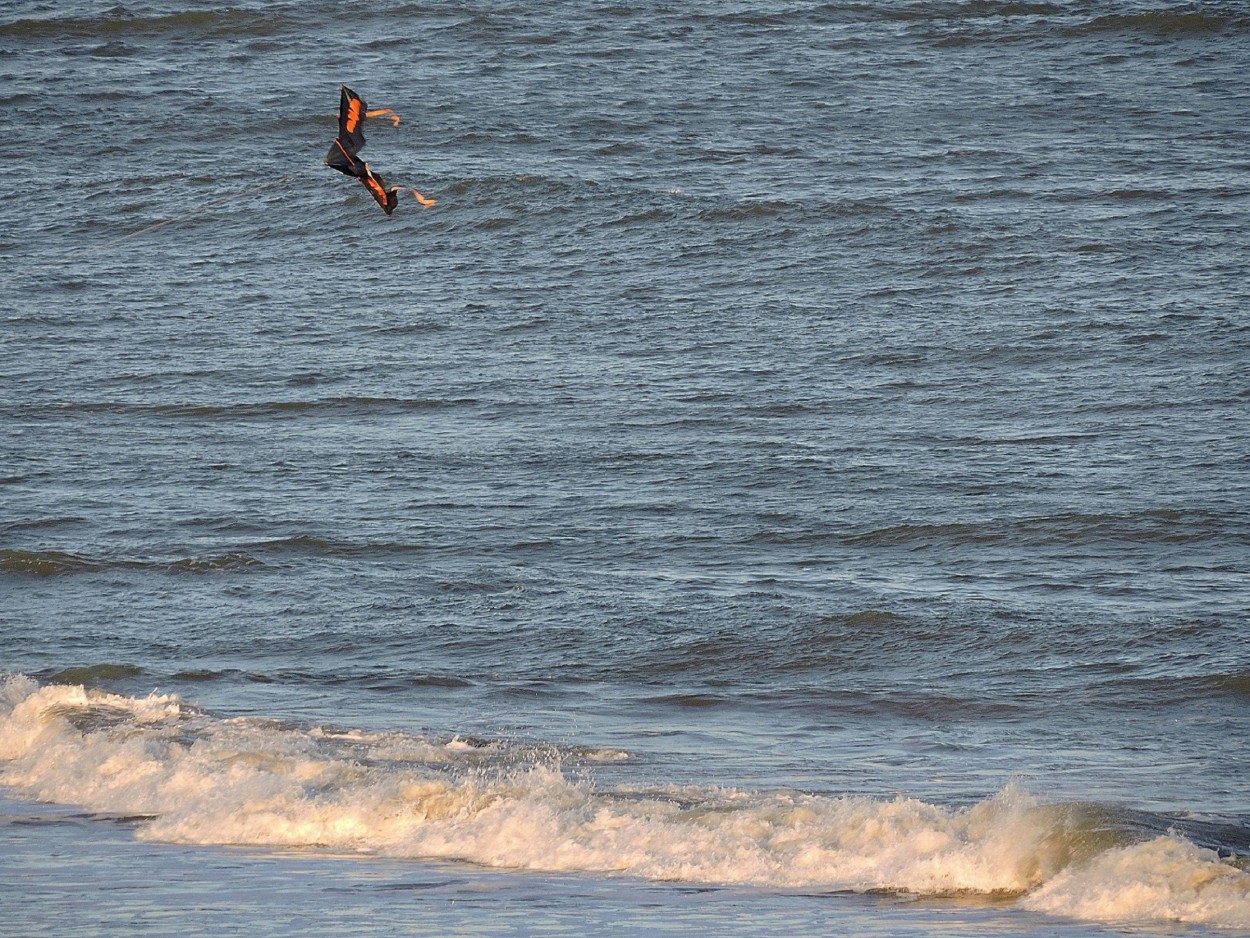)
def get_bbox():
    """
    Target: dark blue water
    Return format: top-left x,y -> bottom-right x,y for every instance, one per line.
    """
3,1 -> 1249,933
